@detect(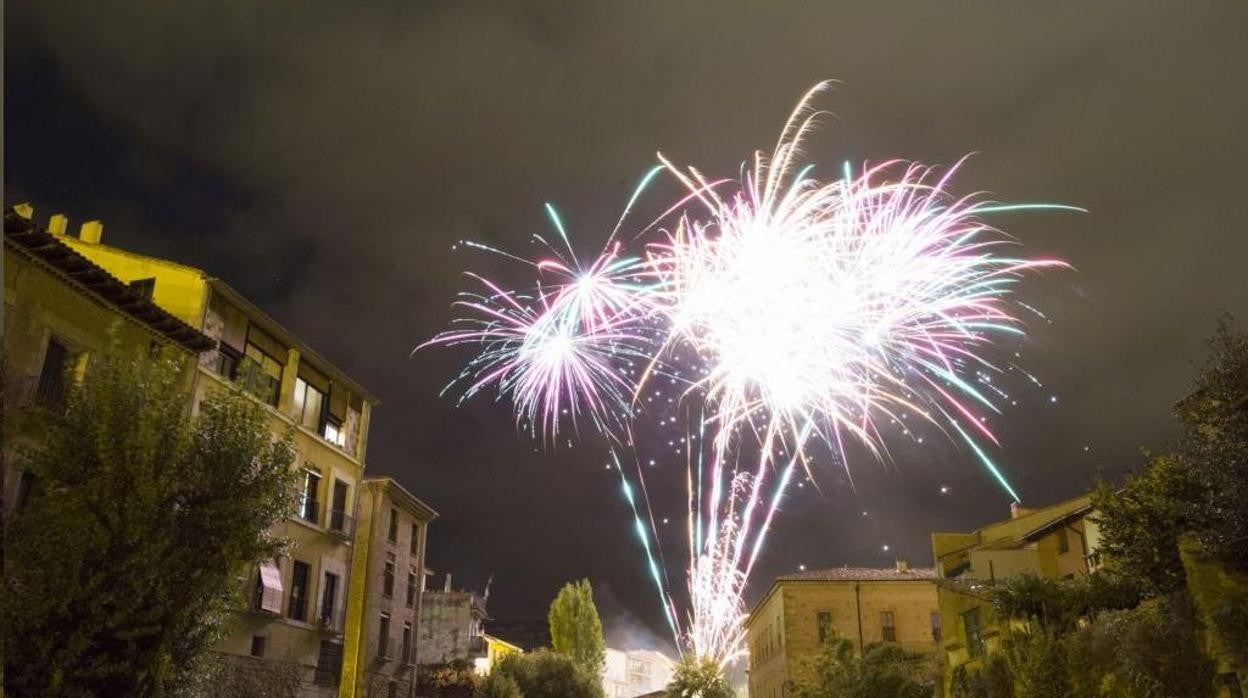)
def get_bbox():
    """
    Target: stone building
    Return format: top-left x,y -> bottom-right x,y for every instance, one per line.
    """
3,206 -> 215,512
931,494 -> 1100,694
340,477 -> 437,697
745,563 -> 940,698
602,648 -> 674,698
416,579 -> 490,668
22,208 -> 380,696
